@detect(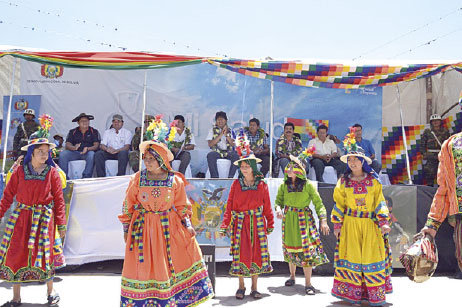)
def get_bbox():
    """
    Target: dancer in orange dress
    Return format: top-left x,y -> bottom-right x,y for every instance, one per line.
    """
0,115 -> 66,307
119,116 -> 214,307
